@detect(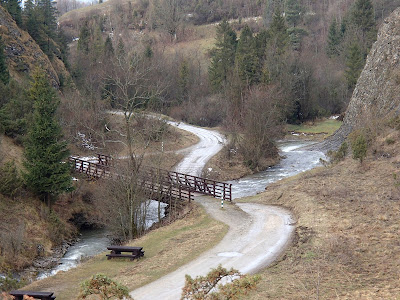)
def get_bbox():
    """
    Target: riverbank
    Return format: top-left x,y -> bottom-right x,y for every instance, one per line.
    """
21,203 -> 228,299
238,125 -> 400,298
0,118 -> 200,284
203,118 -> 342,181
